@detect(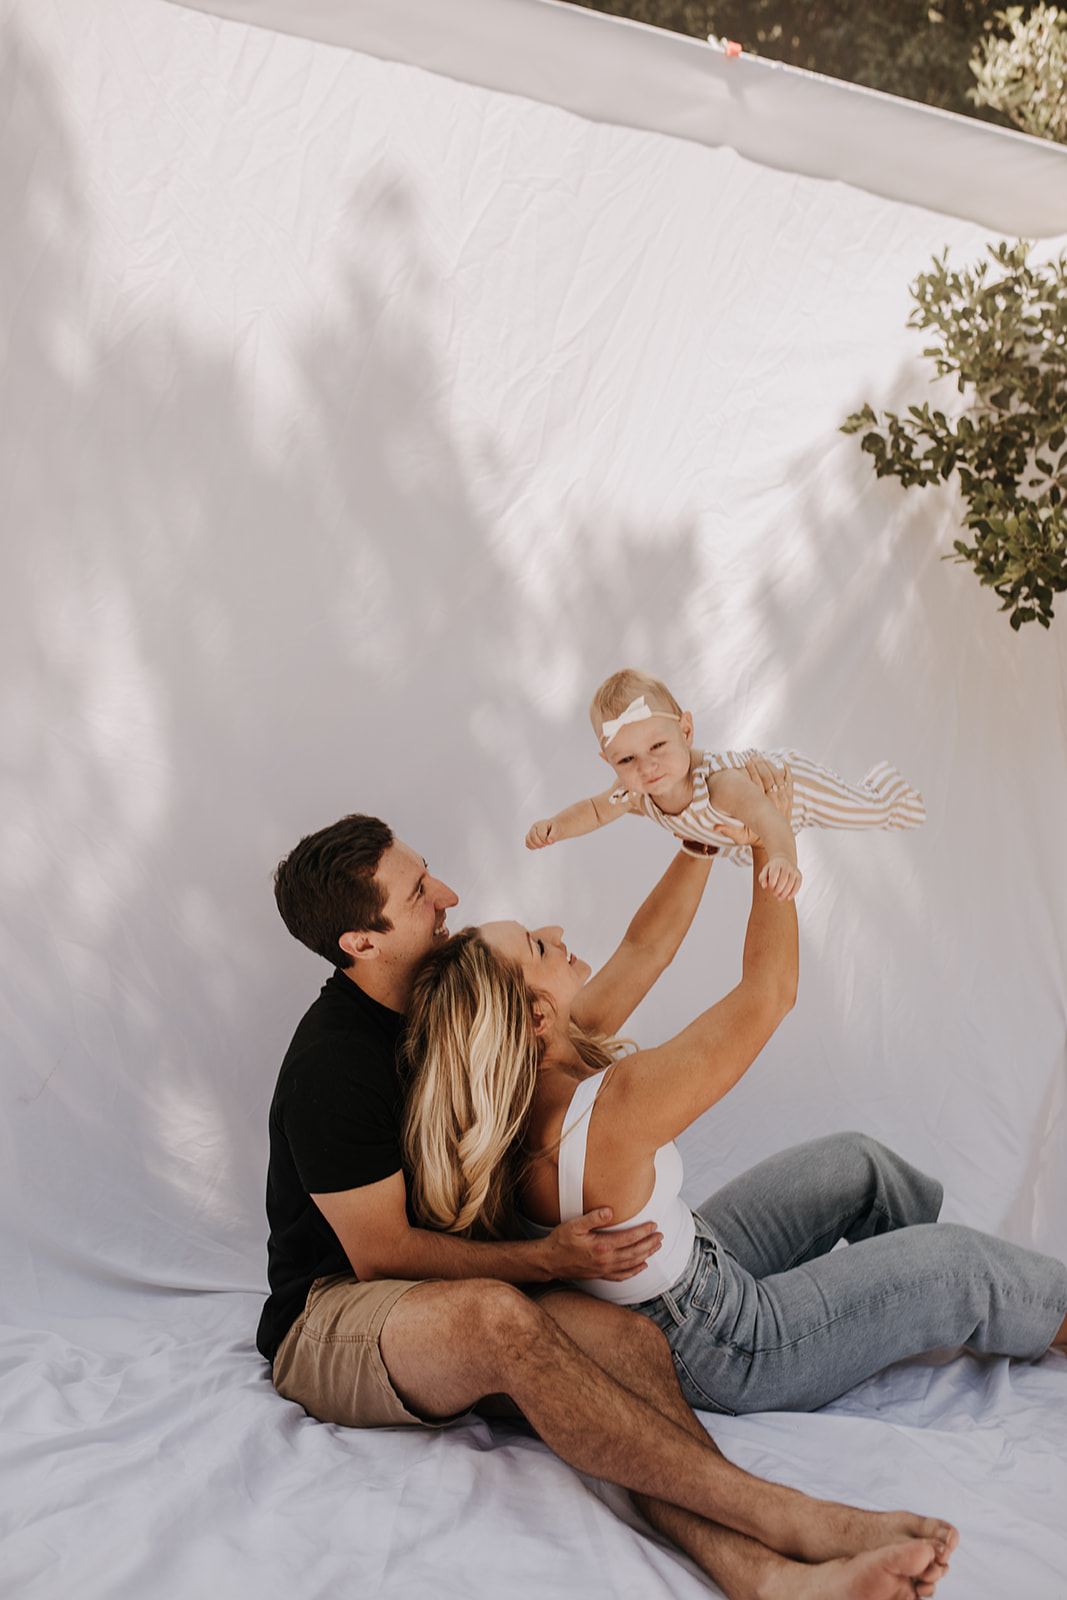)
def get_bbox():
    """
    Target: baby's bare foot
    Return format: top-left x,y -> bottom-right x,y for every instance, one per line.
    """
764,1539 -> 950,1600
